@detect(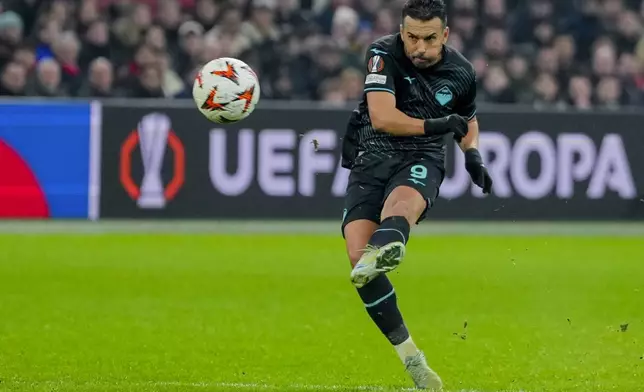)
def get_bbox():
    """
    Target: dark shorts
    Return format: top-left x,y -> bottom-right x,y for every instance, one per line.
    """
341,151 -> 445,236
